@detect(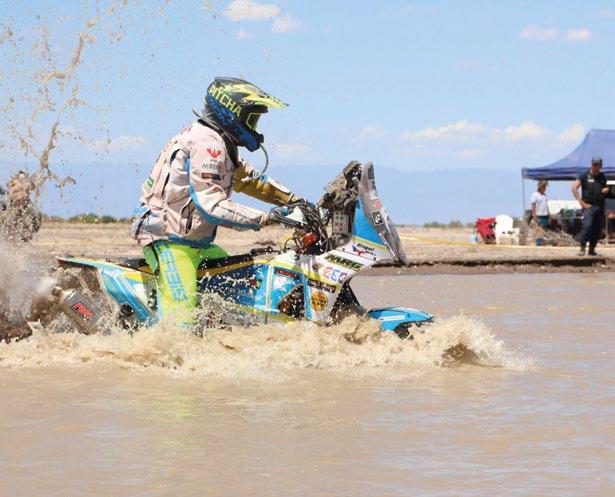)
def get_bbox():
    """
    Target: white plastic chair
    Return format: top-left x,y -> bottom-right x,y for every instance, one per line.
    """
495,214 -> 515,245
